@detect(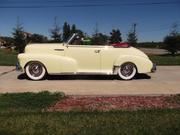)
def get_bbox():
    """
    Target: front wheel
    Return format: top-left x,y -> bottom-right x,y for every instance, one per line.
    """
25,62 -> 46,80
118,62 -> 137,80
